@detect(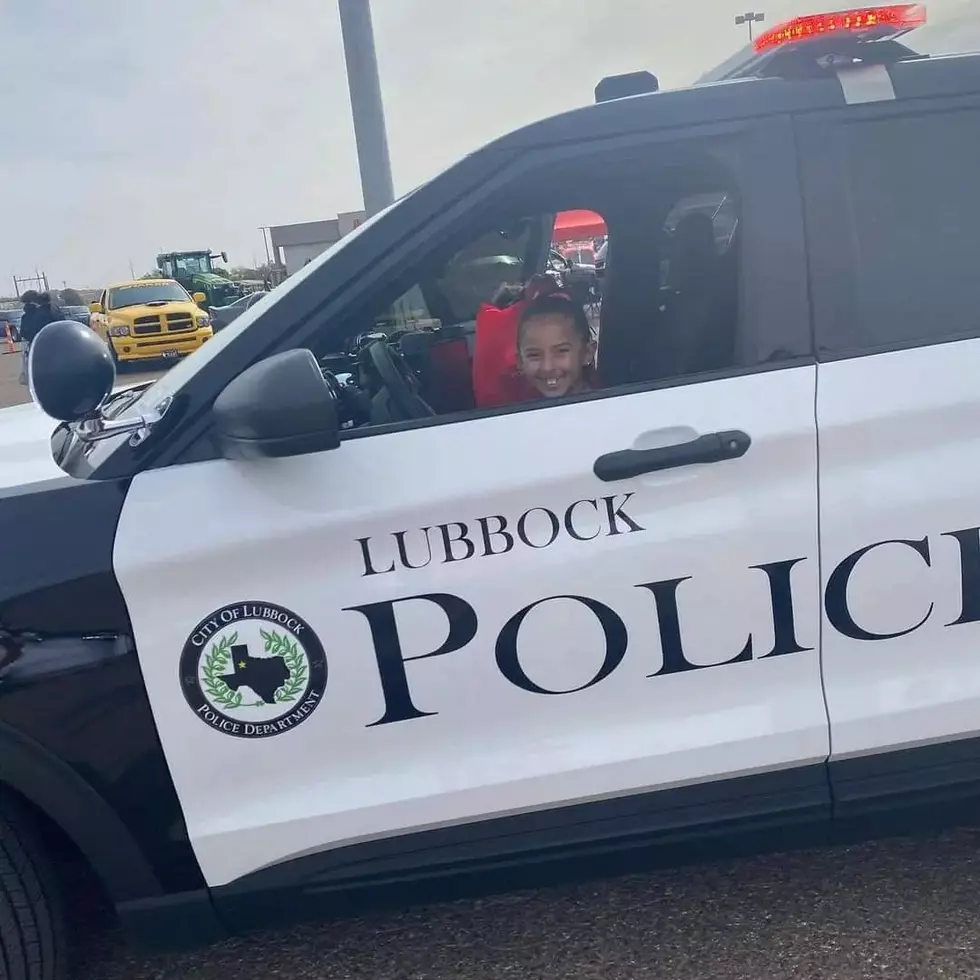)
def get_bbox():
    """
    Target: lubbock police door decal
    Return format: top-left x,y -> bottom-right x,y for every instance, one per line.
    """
114,365 -> 826,889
